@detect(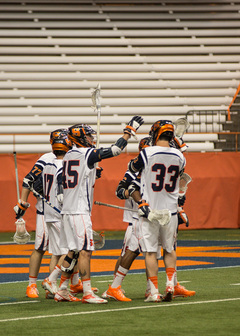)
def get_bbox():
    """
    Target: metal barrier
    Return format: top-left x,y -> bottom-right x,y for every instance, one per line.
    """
185,110 -> 228,133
